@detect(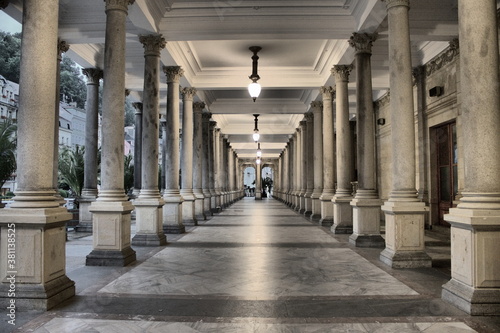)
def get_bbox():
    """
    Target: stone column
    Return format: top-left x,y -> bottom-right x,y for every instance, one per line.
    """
222,137 -> 230,205
299,120 -> 307,214
310,101 -> 323,221
87,0 -> 136,267
331,65 -> 354,234
380,0 -> 431,268
287,136 -> 294,206
228,146 -> 235,203
202,110 -> 212,216
193,101 -> 206,220
160,116 -> 167,192
255,162 -> 262,200
214,128 -> 222,210
304,111 -> 314,217
442,0 -> 500,315
319,86 -> 335,226
180,87 -> 197,225
162,66 -> 185,234
54,39 -> 69,207
132,34 -> 167,246
209,121 -> 218,212
0,0 -> 75,310
78,68 -> 103,232
132,102 -> 142,198
348,32 -> 385,247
